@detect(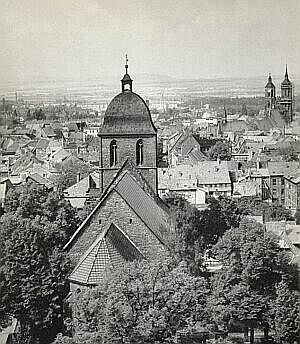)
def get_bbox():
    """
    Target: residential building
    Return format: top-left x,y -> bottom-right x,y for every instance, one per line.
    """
284,168 -> 300,213
158,160 -> 232,206
267,161 -> 299,205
